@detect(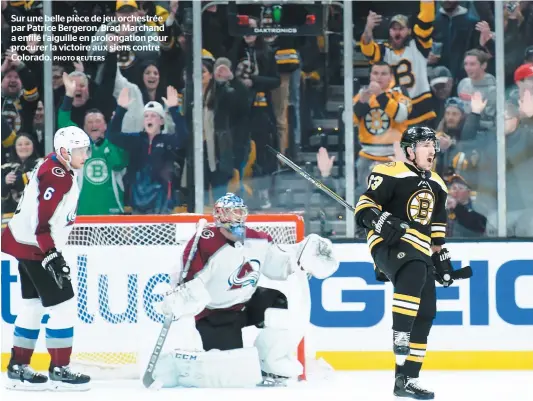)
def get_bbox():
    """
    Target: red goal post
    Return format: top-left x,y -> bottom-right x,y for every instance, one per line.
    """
64,213 -> 307,379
